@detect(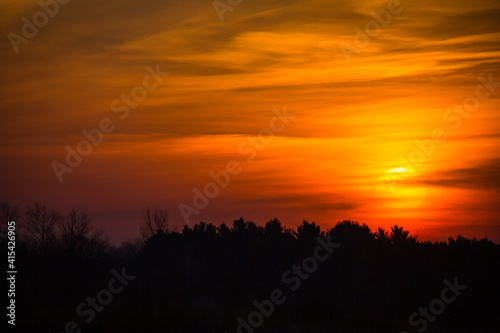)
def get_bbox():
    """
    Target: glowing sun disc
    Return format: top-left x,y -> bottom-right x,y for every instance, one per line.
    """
376,167 -> 427,209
